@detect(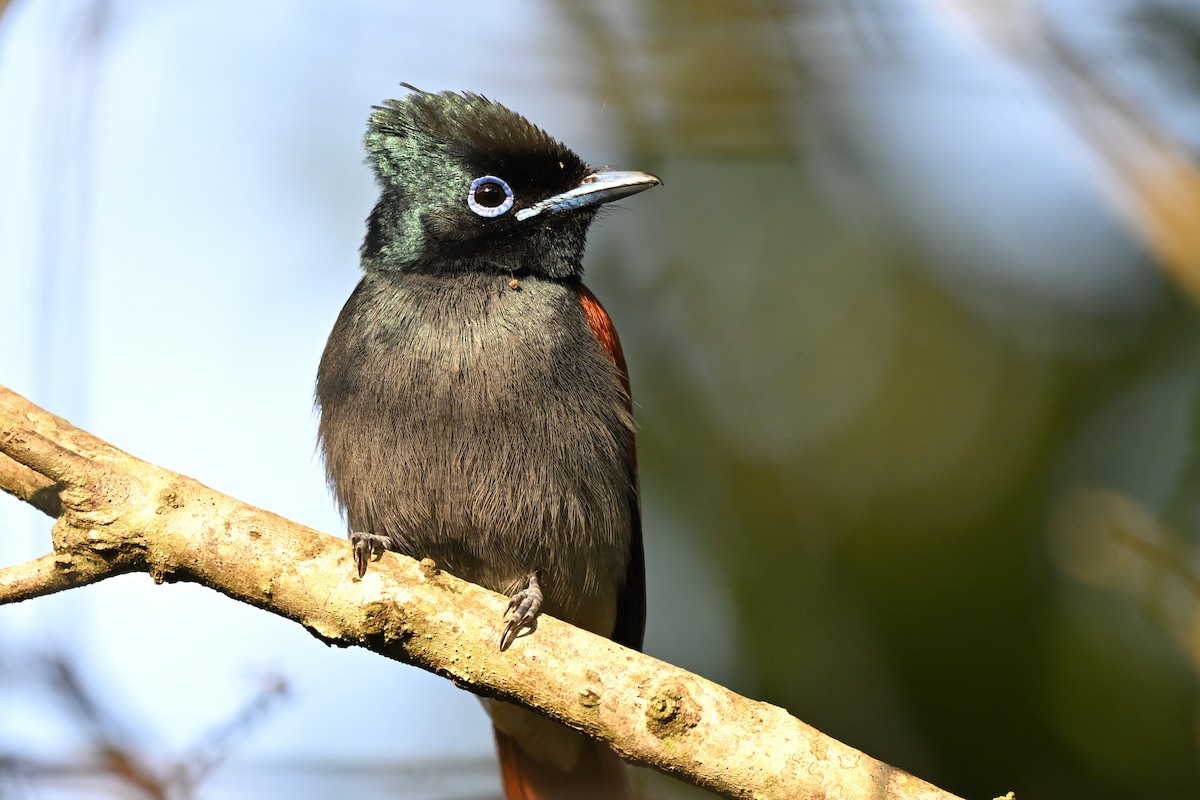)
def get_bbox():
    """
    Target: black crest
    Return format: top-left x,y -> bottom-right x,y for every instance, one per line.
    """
360,87 -> 594,275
